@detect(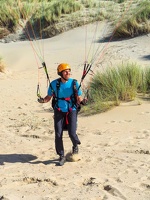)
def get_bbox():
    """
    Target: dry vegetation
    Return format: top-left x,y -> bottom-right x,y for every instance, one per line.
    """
0,0 -> 149,41
0,57 -> 5,73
